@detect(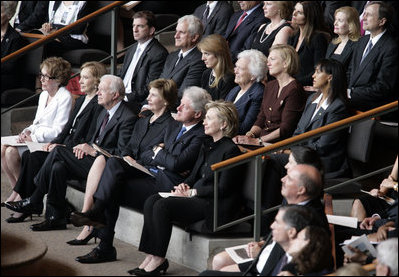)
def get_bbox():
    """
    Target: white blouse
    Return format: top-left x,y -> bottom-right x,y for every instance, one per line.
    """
24,87 -> 72,142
